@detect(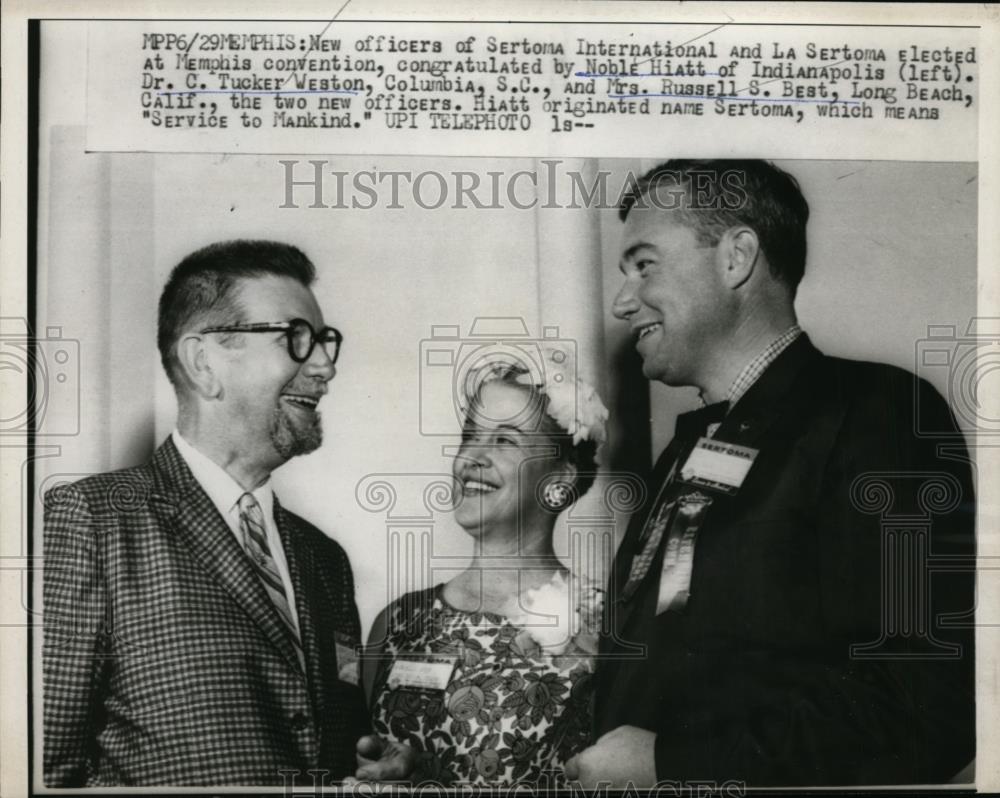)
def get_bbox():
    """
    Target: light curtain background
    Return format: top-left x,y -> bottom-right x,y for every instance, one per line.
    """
34,25 -> 978,636
34,145 -> 978,633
